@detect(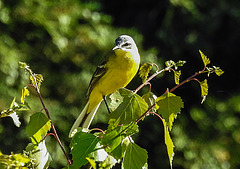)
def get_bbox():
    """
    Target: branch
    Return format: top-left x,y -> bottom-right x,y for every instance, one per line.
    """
30,72 -> 72,165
